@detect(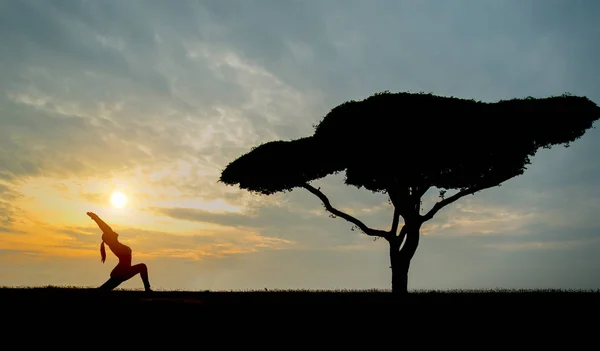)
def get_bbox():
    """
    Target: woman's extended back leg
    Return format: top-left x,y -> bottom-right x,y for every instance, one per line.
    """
98,277 -> 124,291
